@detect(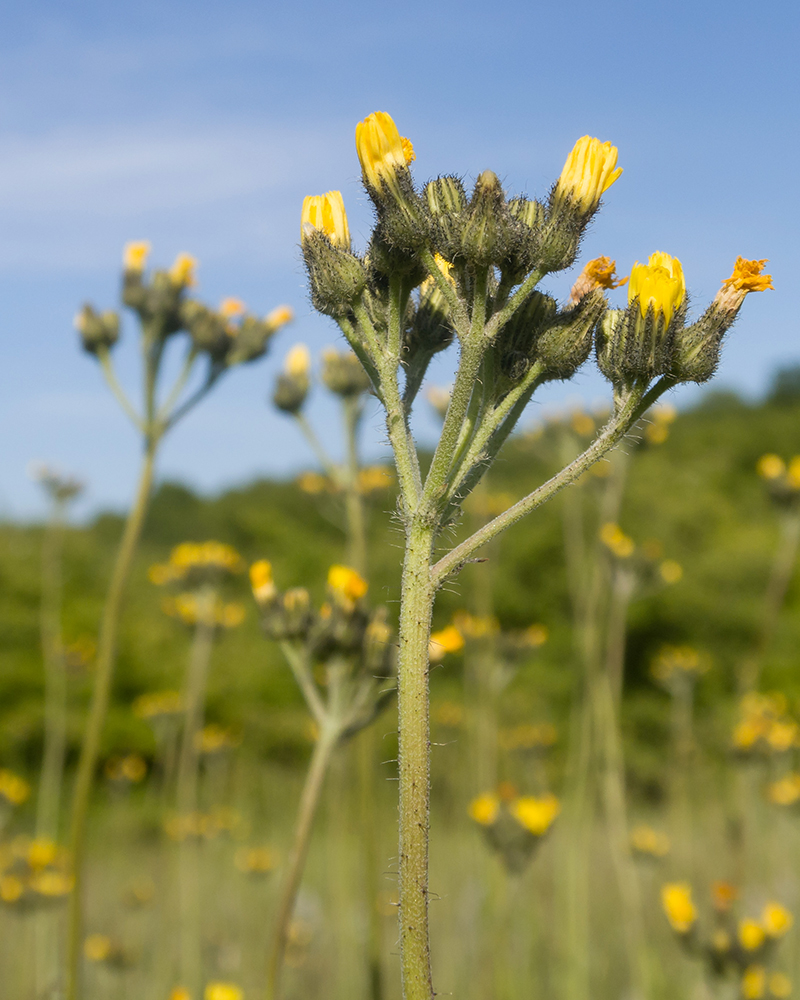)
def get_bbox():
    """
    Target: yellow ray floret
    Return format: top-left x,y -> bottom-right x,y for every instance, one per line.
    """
628,252 -> 686,326
510,793 -> 560,835
168,253 -> 198,288
328,565 -> 368,603
301,190 -> 351,249
265,305 -> 294,330
555,136 -> 622,213
468,793 -> 500,826
722,257 -> 773,293
355,111 -> 415,194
